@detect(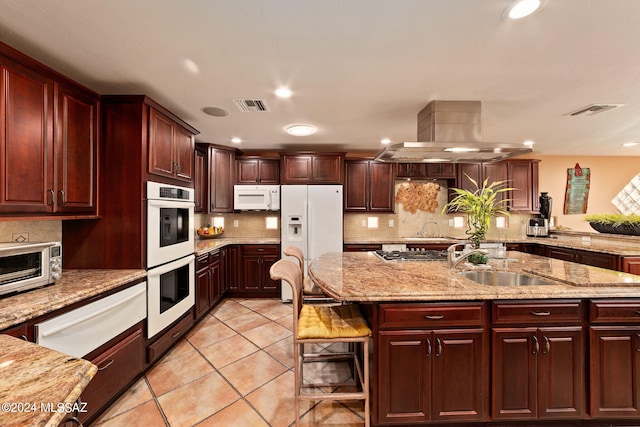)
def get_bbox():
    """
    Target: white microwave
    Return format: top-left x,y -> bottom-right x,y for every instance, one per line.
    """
233,185 -> 280,211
